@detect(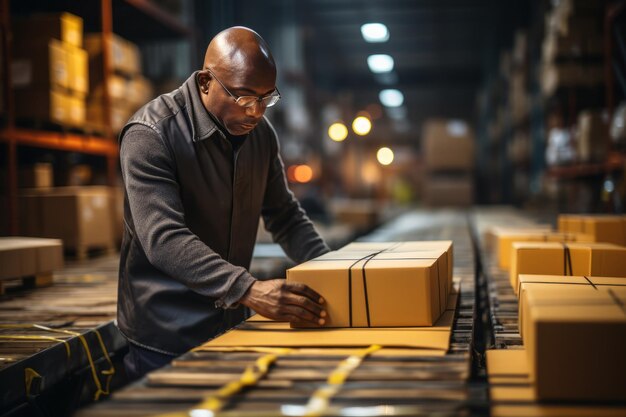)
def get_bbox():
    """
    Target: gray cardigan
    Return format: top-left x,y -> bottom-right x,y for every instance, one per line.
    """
117,72 -> 329,355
